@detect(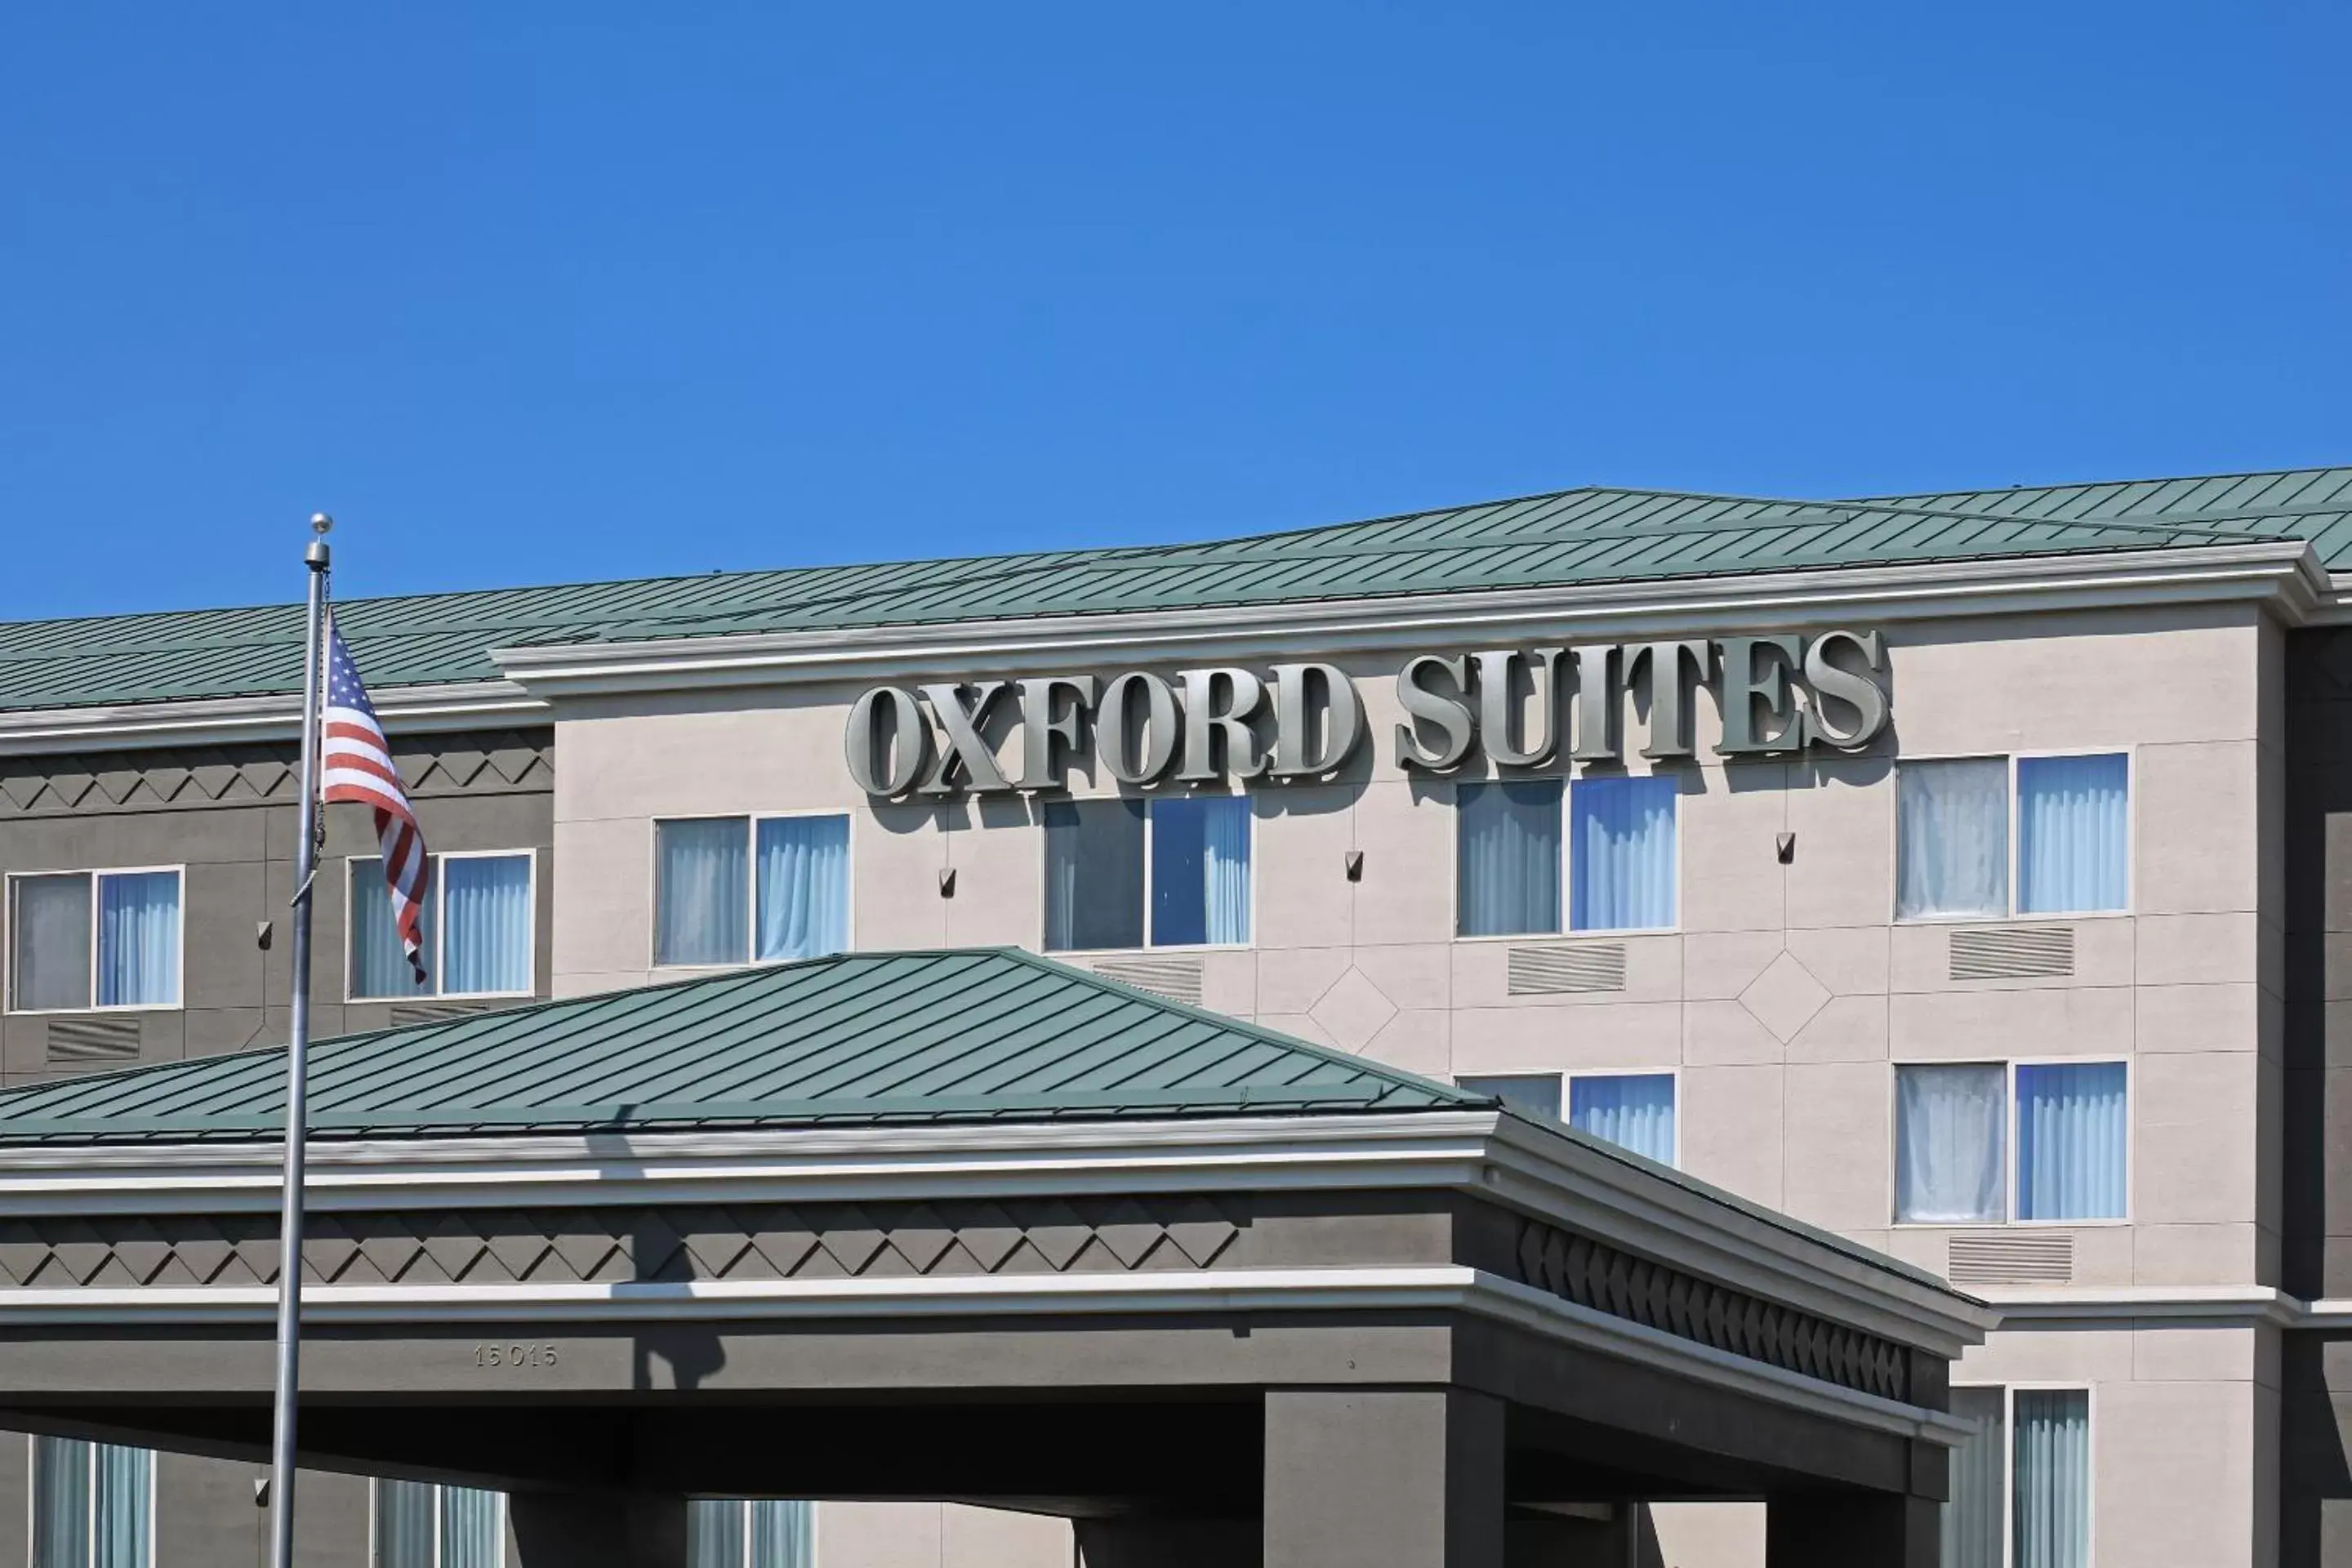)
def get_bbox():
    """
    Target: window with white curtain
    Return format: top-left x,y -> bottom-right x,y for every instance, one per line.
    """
351,852 -> 536,1000
1043,796 -> 1250,952
8,868 -> 181,1013
1936,1387 -> 2092,1568
1456,1071 -> 1678,1167
1897,754 -> 2128,920
31,1436 -> 151,1568
688,1499 -> 816,1567
374,1480 -> 504,1568
1457,775 -> 1677,938
1457,780 -> 1561,937
653,816 -> 851,969
1940,1387 -> 2005,1568
1895,1062 -> 2127,1225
